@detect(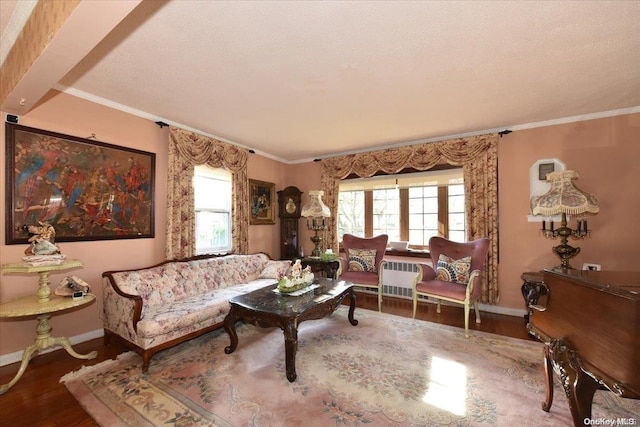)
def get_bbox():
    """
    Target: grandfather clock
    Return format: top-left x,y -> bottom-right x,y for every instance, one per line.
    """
277,186 -> 302,260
